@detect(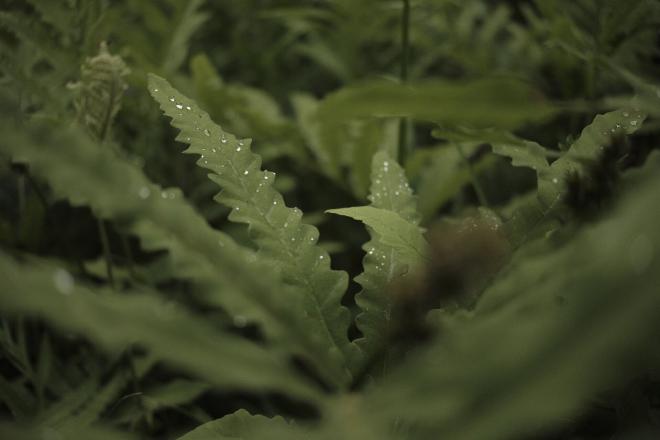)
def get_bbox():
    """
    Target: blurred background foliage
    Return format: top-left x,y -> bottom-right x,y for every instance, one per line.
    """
0,0 -> 660,439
